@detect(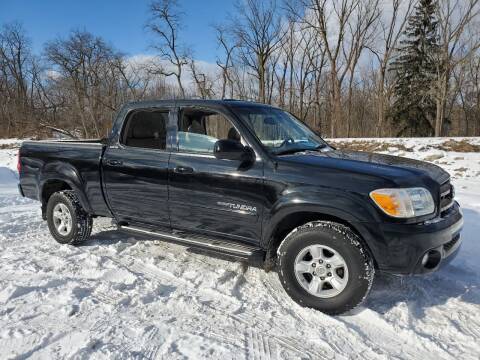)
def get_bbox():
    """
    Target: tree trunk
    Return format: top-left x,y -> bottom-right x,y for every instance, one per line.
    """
74,85 -> 89,138
435,71 -> 449,137
330,74 -> 342,138
376,68 -> 386,137
258,55 -> 266,103
176,64 -> 185,97
346,70 -> 355,137
221,69 -> 227,99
